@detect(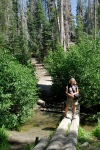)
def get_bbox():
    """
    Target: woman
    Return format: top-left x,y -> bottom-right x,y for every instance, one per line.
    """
64,78 -> 79,118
